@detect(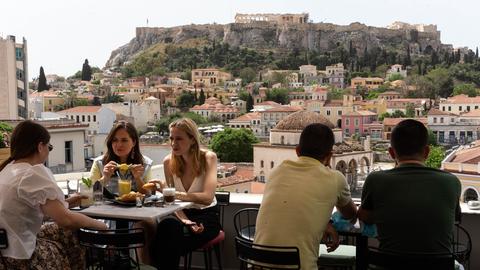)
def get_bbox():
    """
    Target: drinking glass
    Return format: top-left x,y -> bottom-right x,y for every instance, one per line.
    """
163,187 -> 176,205
118,179 -> 132,196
